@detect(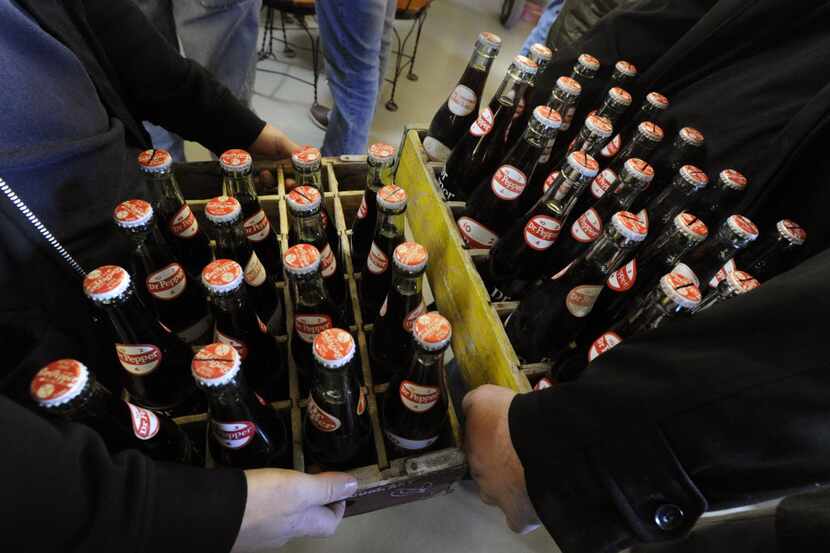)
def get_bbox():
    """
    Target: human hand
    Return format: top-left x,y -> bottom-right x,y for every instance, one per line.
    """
249,123 -> 301,160
231,469 -> 357,553
463,384 -> 540,534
